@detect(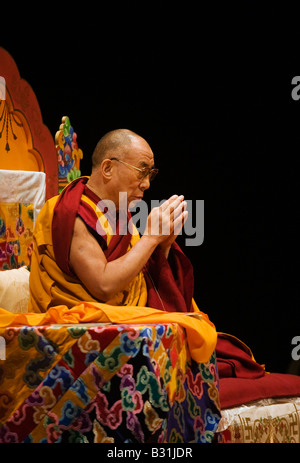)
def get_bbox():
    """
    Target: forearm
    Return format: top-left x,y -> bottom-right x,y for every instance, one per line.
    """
99,235 -> 158,300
